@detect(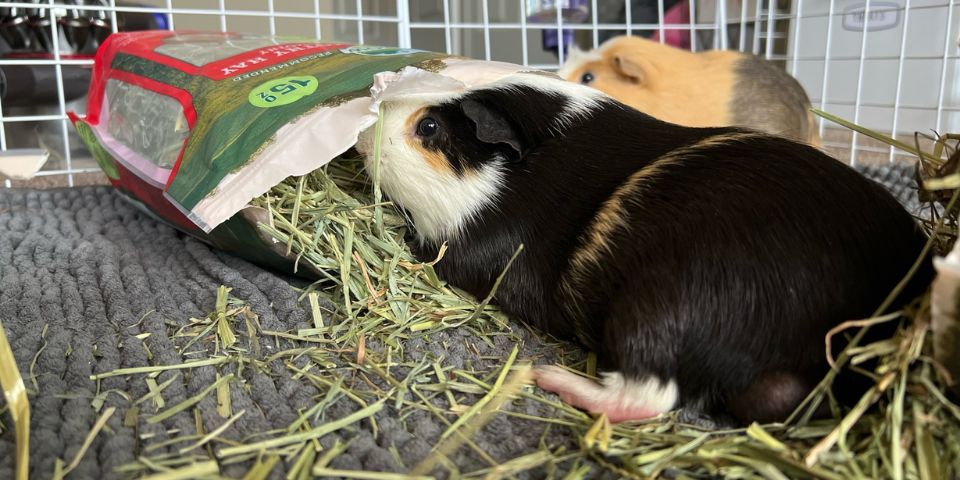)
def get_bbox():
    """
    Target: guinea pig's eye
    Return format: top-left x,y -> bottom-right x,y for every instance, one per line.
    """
416,117 -> 439,137
580,72 -> 595,84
